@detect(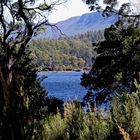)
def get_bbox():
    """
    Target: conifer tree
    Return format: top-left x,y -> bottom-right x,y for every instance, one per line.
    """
81,24 -> 140,103
81,0 -> 140,104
